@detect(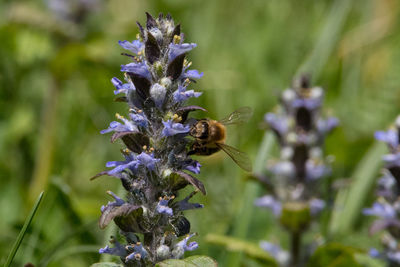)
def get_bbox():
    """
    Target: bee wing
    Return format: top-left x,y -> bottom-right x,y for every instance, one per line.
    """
216,143 -> 252,172
218,106 -> 253,125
